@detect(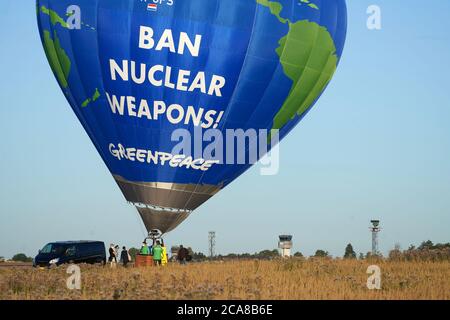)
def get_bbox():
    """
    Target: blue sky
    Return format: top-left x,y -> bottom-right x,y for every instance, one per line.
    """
1,0 -> 450,259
